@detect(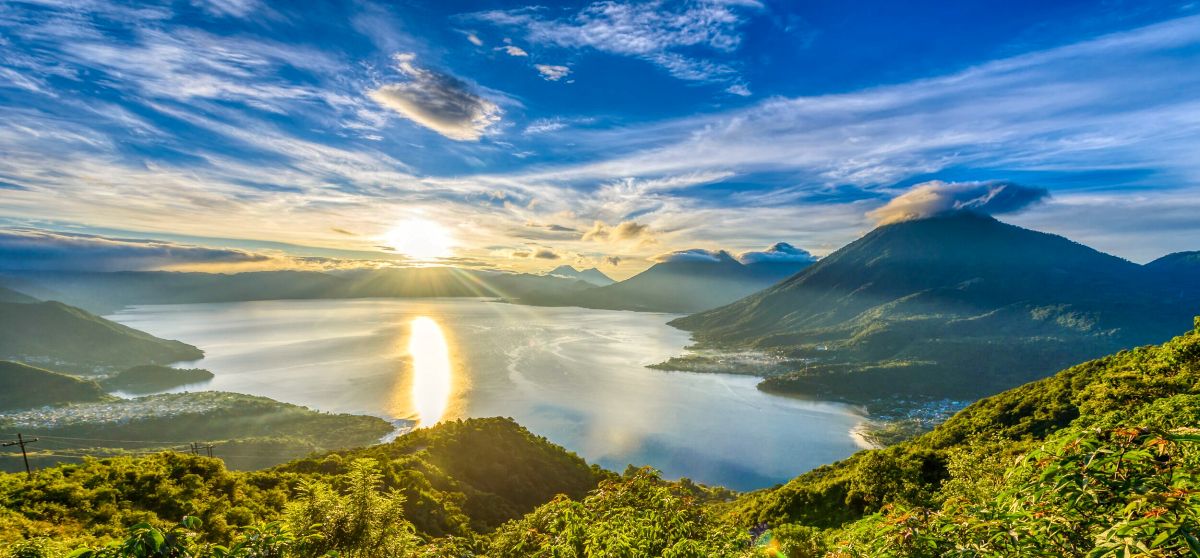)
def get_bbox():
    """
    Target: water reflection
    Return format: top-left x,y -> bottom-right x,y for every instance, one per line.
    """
408,316 -> 453,427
